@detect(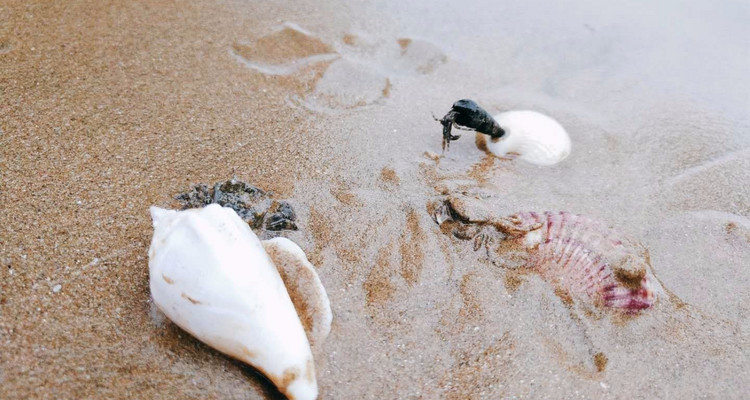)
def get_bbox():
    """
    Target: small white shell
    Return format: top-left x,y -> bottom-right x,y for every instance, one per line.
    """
149,204 -> 317,400
485,110 -> 571,166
